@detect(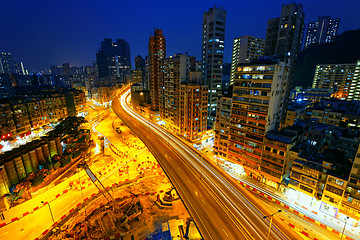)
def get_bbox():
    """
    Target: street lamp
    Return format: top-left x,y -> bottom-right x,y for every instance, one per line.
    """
340,216 -> 350,240
41,201 -> 55,224
263,209 -> 282,240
